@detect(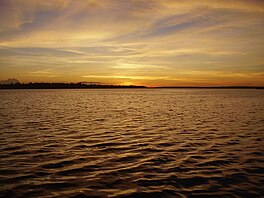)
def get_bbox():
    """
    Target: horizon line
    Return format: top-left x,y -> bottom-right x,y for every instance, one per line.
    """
0,82 -> 263,89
